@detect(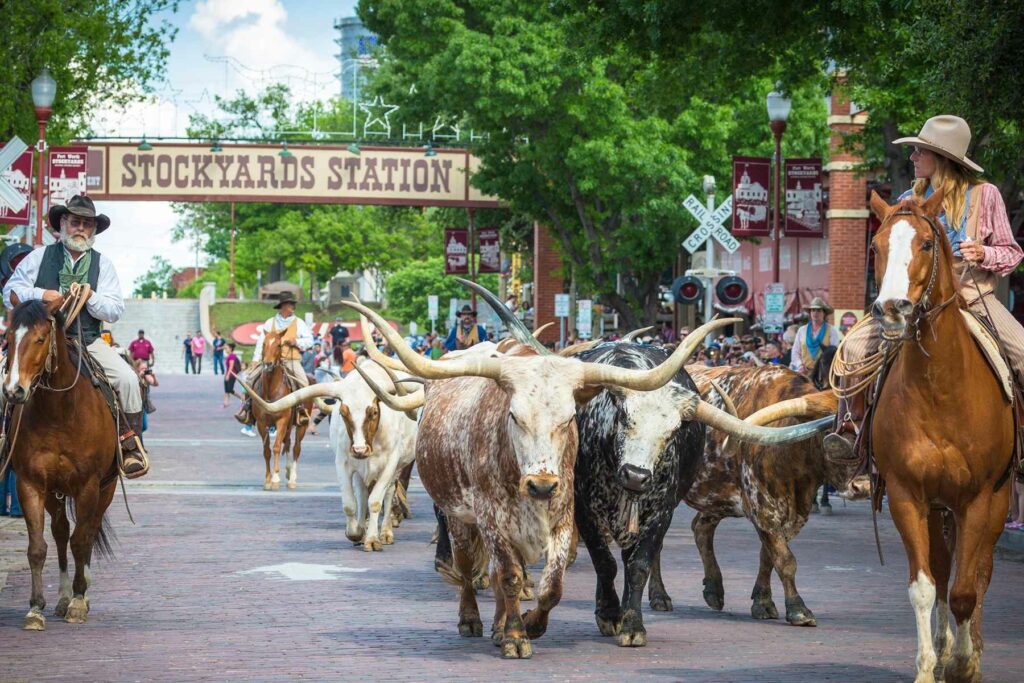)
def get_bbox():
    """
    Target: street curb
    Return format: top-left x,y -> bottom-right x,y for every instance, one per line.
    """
0,516 -> 27,597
